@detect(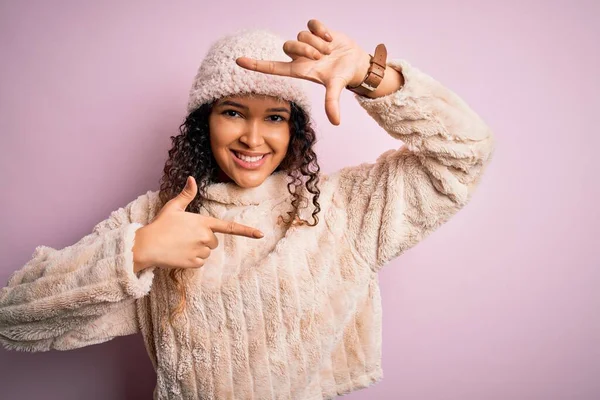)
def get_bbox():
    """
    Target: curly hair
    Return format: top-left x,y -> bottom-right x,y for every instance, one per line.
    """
157,98 -> 321,324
